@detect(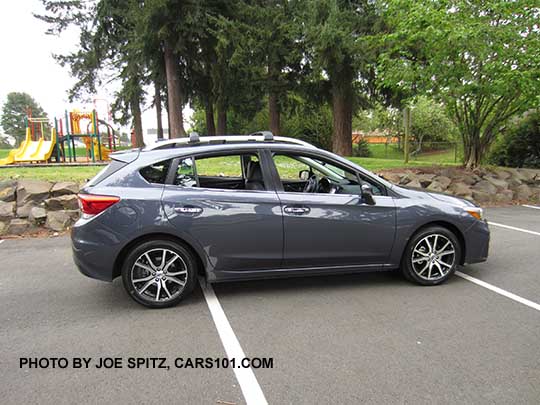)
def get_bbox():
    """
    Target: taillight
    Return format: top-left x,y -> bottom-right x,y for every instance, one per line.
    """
78,194 -> 120,217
